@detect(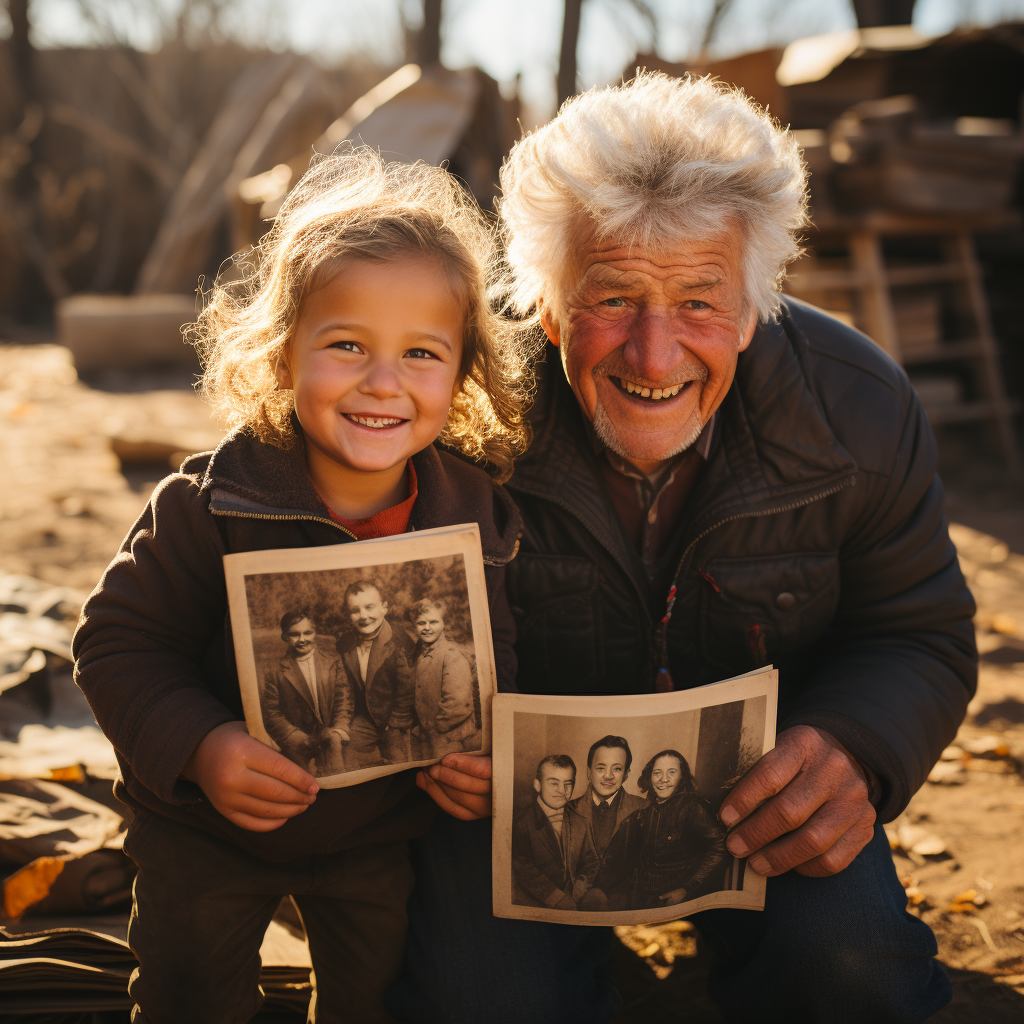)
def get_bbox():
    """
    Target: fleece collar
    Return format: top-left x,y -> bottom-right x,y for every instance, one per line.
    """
183,428 -> 521,566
